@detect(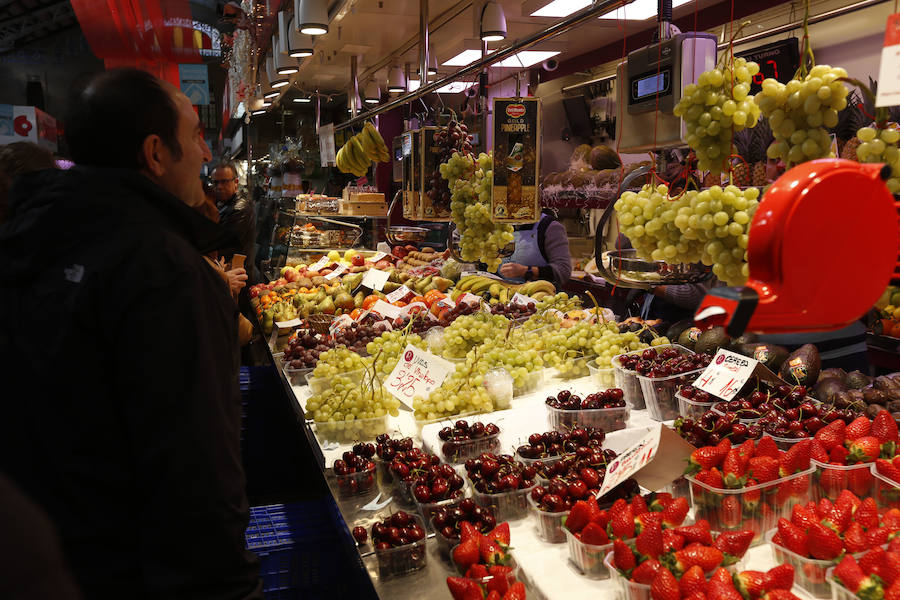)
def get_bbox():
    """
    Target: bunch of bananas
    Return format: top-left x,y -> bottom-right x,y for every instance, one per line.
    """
336,122 -> 390,176
450,275 -> 556,303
